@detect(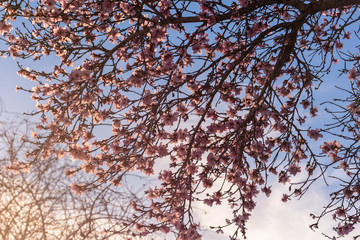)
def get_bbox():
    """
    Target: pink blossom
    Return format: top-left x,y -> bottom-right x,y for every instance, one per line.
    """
347,67 -> 358,81
186,163 -> 198,175
157,143 -> 168,157
0,22 -> 12,35
307,128 -> 323,141
261,186 -> 272,197
112,119 -> 121,129
343,31 -> 351,39
206,153 -> 217,166
337,223 -> 353,236
161,111 -> 178,126
281,194 -> 290,202
310,106 -> 318,117
321,140 -> 341,154
335,208 -> 346,218
329,152 -> 341,162
278,171 -> 290,184
288,164 -> 301,176
70,182 -> 85,195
